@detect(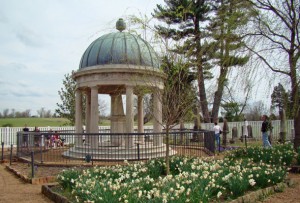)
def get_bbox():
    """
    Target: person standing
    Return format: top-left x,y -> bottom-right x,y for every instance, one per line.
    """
33,126 -> 40,147
213,122 -> 222,149
261,115 -> 272,148
22,124 -> 29,148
